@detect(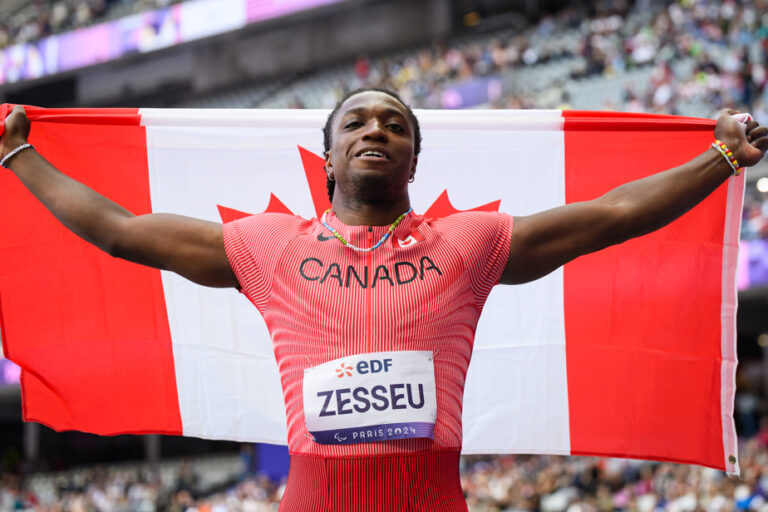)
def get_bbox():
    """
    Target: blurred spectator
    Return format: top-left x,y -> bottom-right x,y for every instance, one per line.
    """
257,0 -> 768,122
742,185 -> 768,240
3,423 -> 768,511
0,0 -> 184,50
6,0 -> 768,124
